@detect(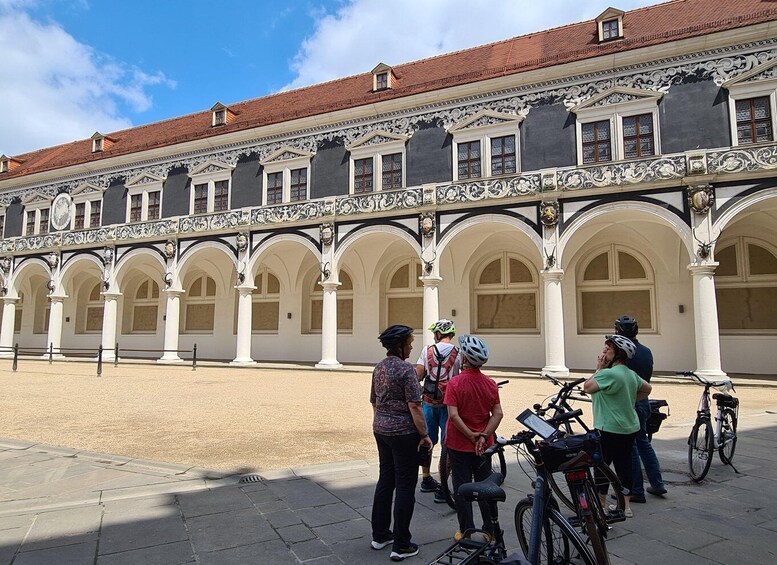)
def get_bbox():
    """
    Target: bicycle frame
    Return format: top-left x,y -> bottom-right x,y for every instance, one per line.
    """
694,377 -> 734,451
